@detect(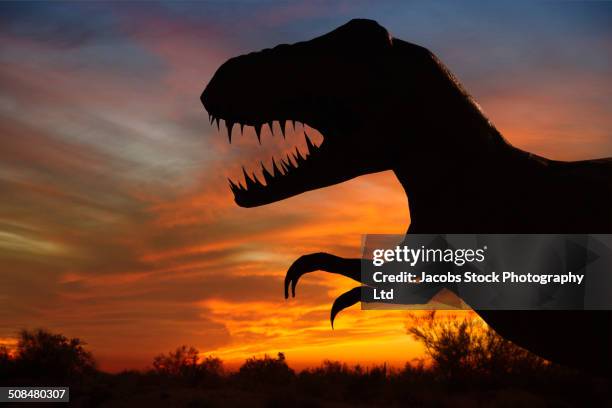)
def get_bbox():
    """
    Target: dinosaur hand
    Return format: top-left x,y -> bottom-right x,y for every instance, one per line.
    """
284,252 -> 361,299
